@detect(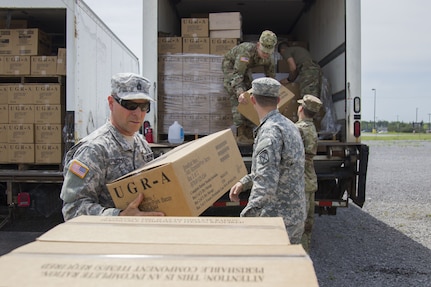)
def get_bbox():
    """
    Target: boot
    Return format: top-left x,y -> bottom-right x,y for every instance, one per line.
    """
236,125 -> 254,145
